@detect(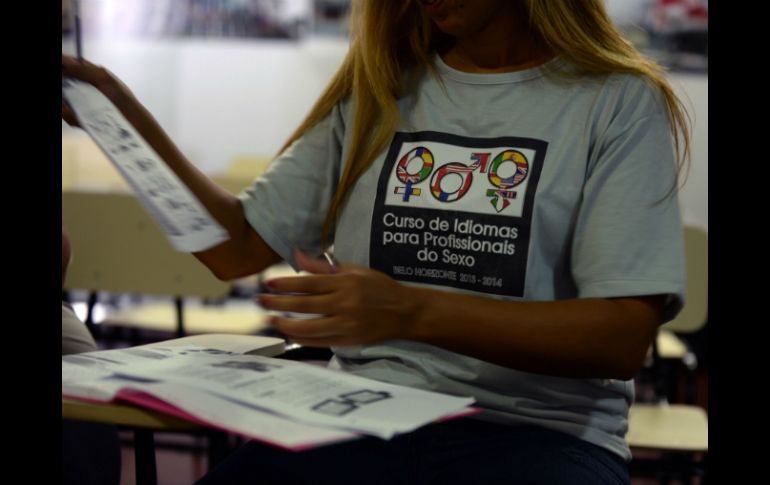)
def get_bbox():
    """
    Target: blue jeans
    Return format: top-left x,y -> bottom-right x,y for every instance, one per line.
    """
196,418 -> 629,484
